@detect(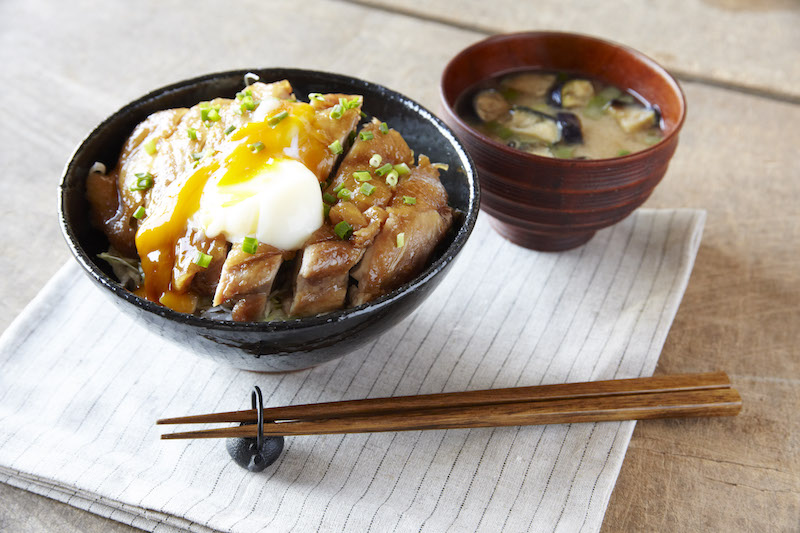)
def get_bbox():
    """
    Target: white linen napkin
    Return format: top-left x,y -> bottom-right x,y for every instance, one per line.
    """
0,208 -> 705,533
